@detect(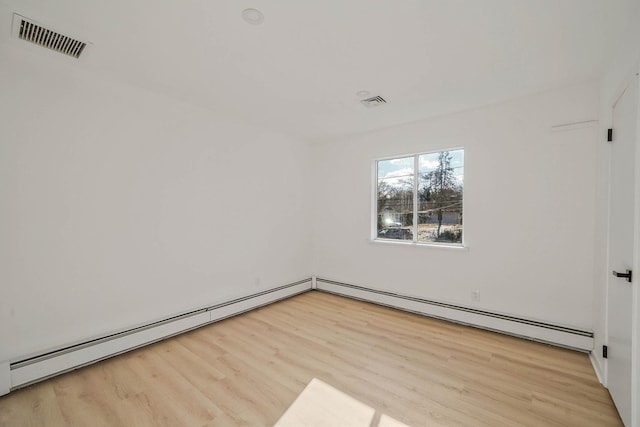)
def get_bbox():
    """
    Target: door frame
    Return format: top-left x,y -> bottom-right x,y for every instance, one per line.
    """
633,70 -> 640,427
